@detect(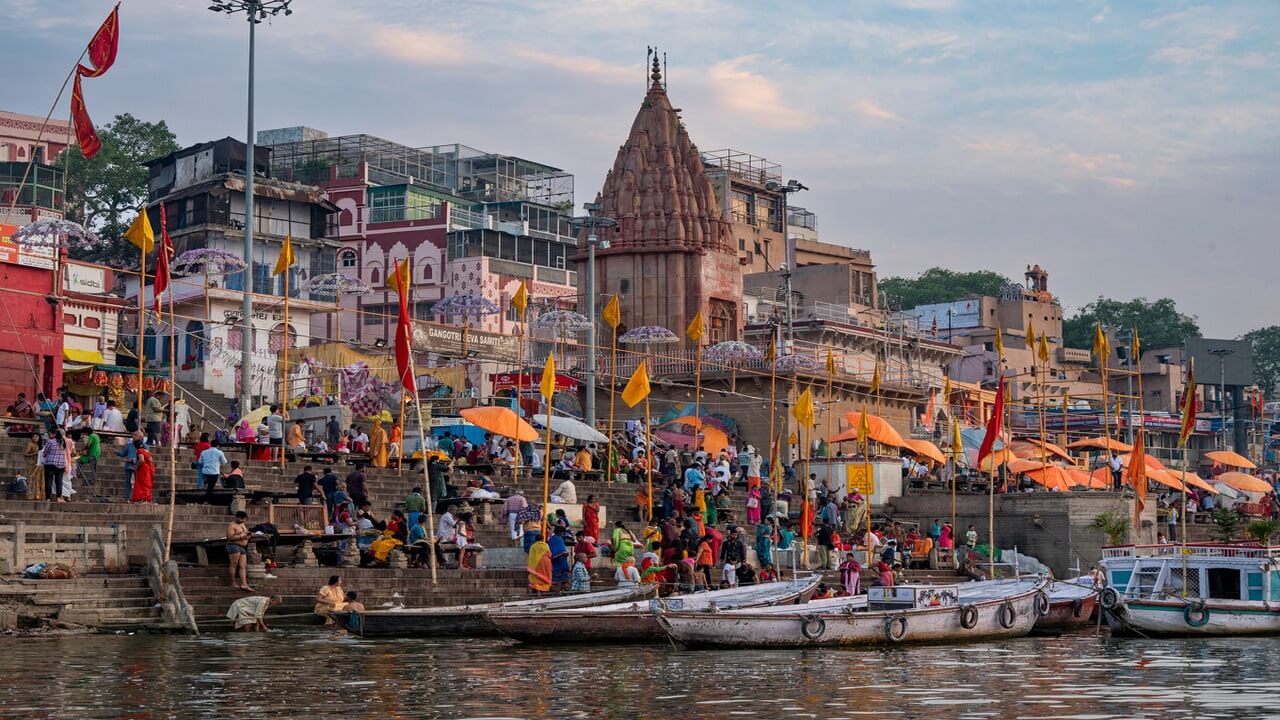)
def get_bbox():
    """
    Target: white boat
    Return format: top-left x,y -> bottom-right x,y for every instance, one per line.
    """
960,576 -> 1097,631
488,575 -> 821,643
655,578 -> 1048,648
1099,543 -> 1280,637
